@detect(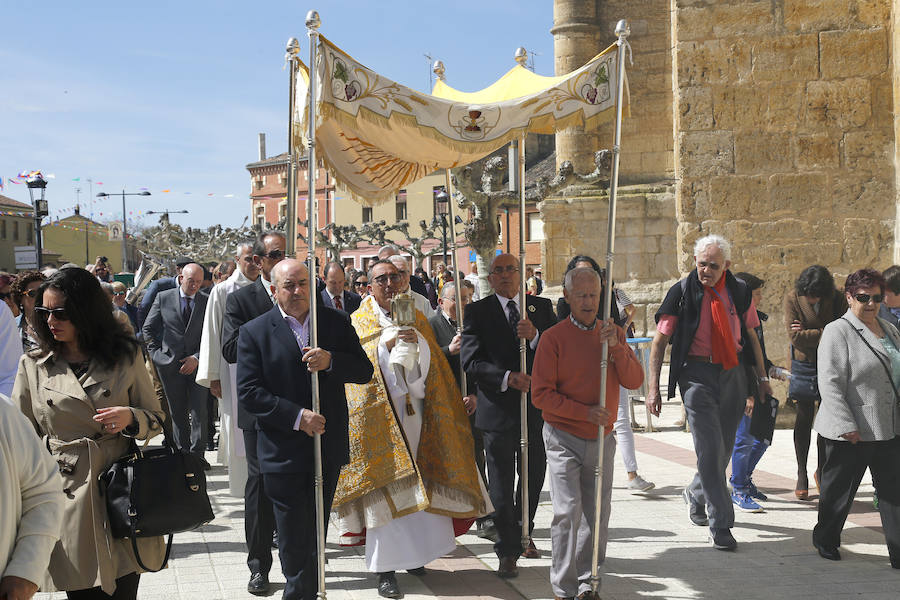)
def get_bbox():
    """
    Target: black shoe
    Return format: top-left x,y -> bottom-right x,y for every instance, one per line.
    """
272,531 -> 279,549
377,572 -> 401,598
814,541 -> 841,561
709,528 -> 737,551
407,566 -> 426,576
247,572 -> 269,595
683,489 -> 708,526
206,441 -> 216,451
477,518 -> 499,542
